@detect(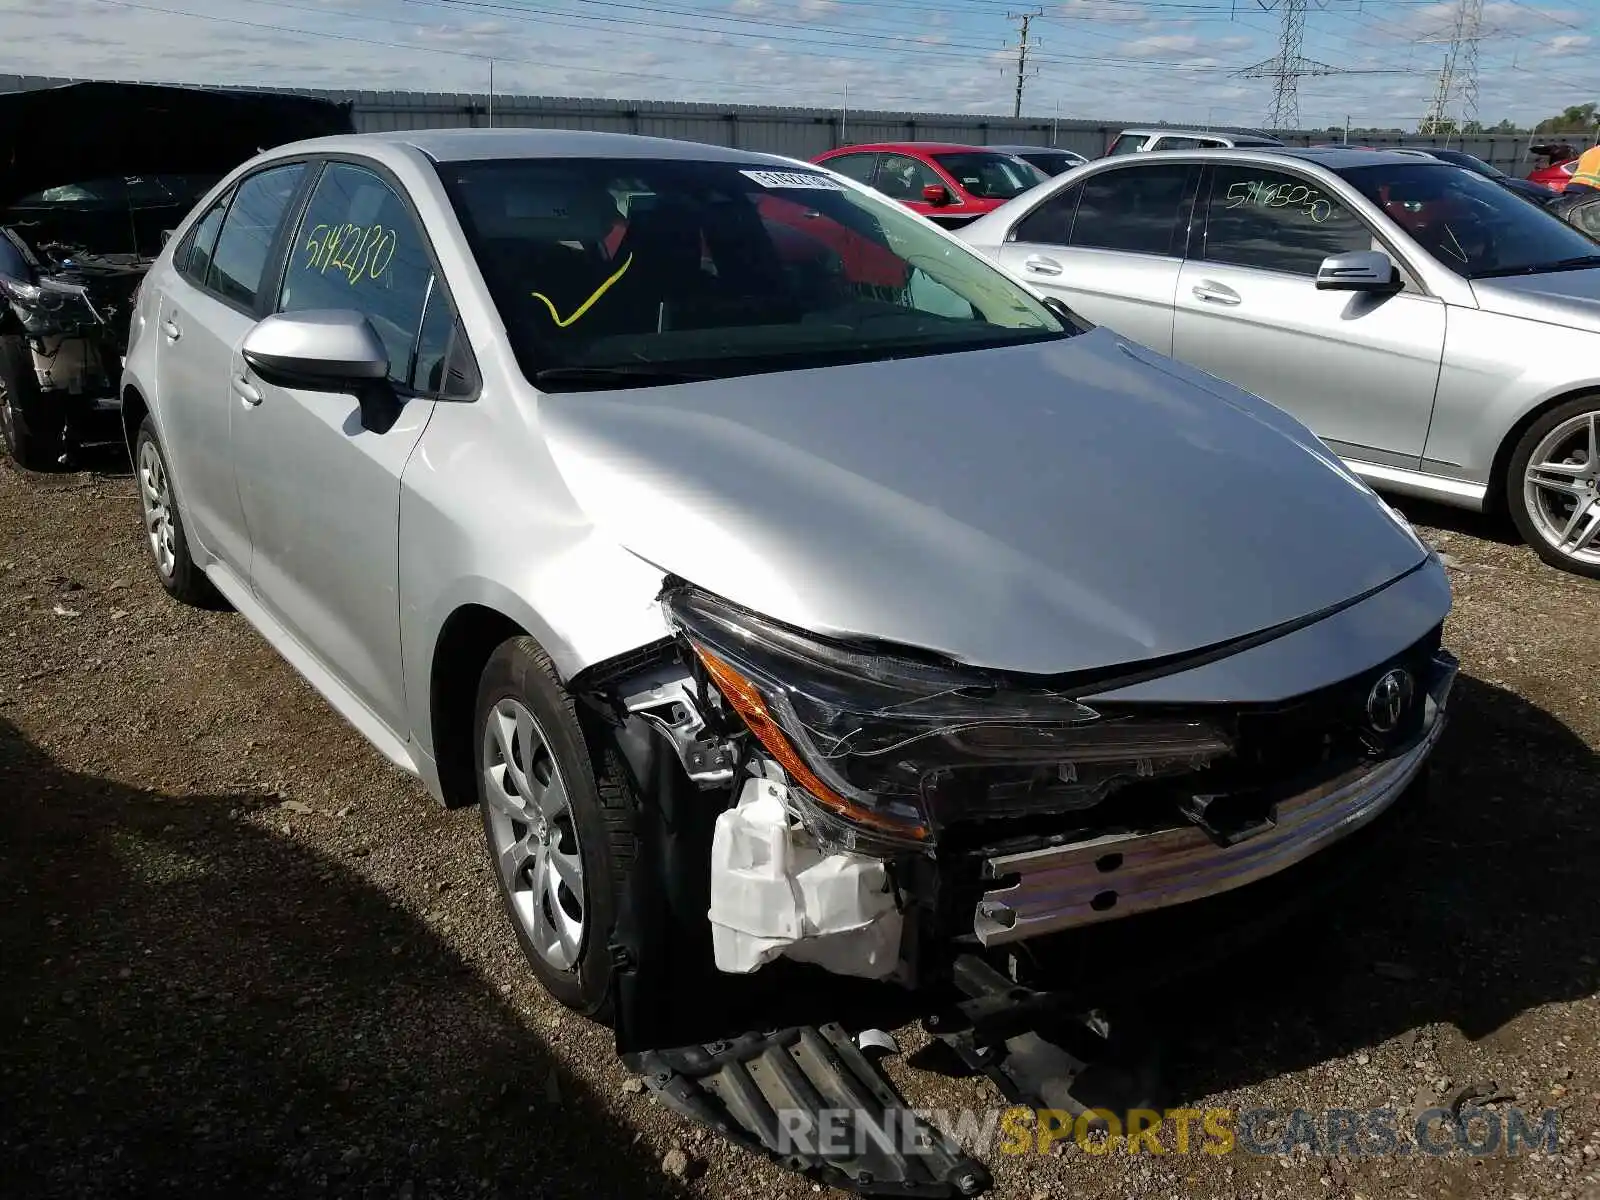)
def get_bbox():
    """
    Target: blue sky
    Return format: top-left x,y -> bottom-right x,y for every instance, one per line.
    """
1,0 -> 1594,131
